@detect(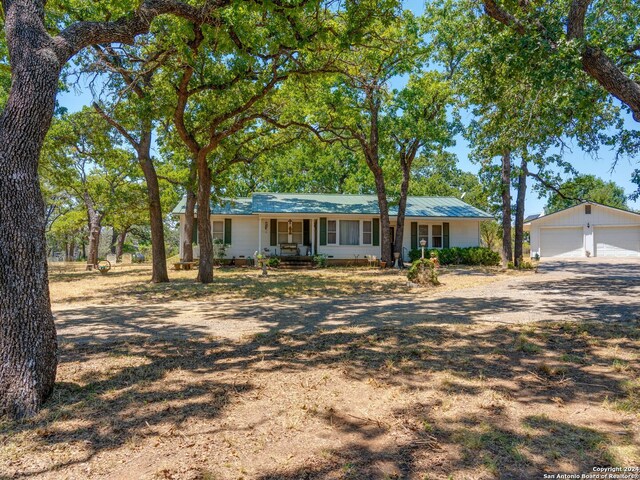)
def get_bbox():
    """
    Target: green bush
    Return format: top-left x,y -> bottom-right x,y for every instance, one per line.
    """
407,258 -> 440,286
408,247 -> 500,266
267,257 -> 281,268
313,254 -> 327,268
